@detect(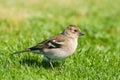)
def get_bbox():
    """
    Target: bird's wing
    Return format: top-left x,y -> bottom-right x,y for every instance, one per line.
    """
31,34 -> 66,50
